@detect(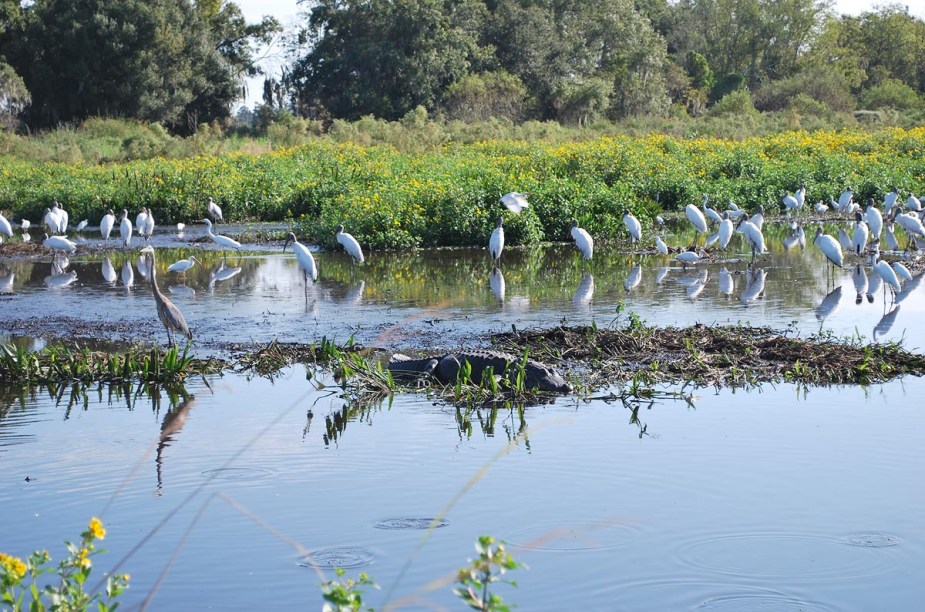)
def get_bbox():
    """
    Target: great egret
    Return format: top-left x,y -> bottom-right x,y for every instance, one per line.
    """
500,192 -> 529,214
703,195 -> 723,225
208,197 -> 223,222
814,200 -> 829,214
655,235 -> 669,254
284,231 -> 319,284
675,249 -> 705,267
570,219 -> 593,260
177,222 -> 185,232
865,199 -> 883,241
202,218 -> 242,254
20,219 -> 30,230
489,216 -> 504,261
718,212 -> 734,249
119,209 -> 133,248
335,224 -> 364,263
838,186 -> 853,212
813,226 -> 843,269
685,203 -> 708,234
168,255 -> 202,275
623,213 -> 642,243
0,212 -> 12,238
42,233 -> 77,255
851,211 -> 869,256
873,251 -> 902,301
100,209 -> 115,240
140,246 -> 192,346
